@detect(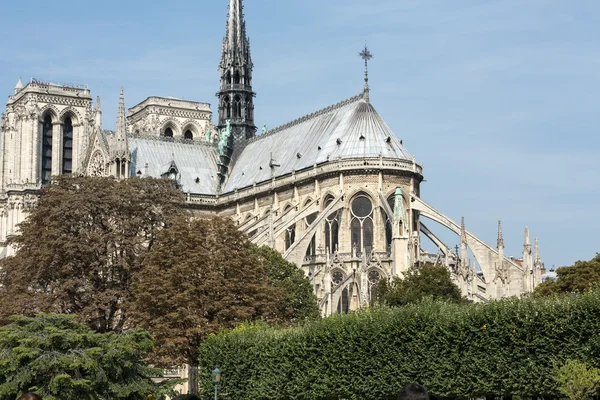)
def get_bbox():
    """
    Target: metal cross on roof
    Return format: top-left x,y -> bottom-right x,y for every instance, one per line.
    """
359,44 -> 374,101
